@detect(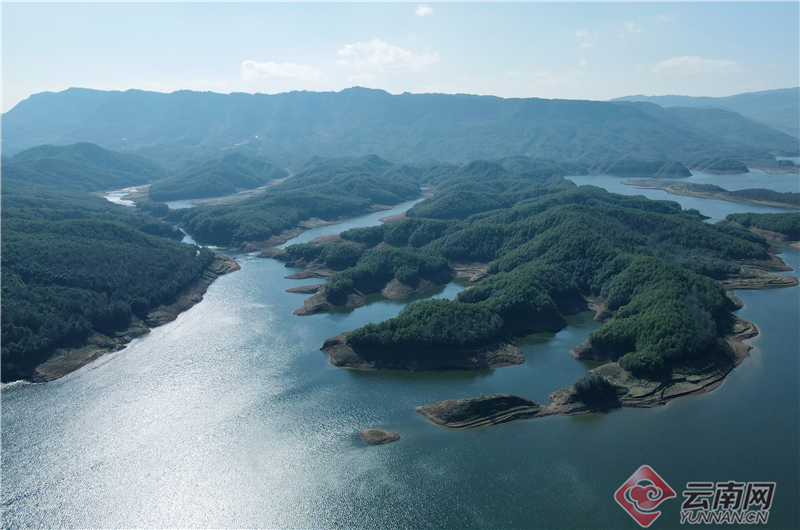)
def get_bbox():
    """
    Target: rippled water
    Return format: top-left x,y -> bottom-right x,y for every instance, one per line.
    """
4,182 -> 799,528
